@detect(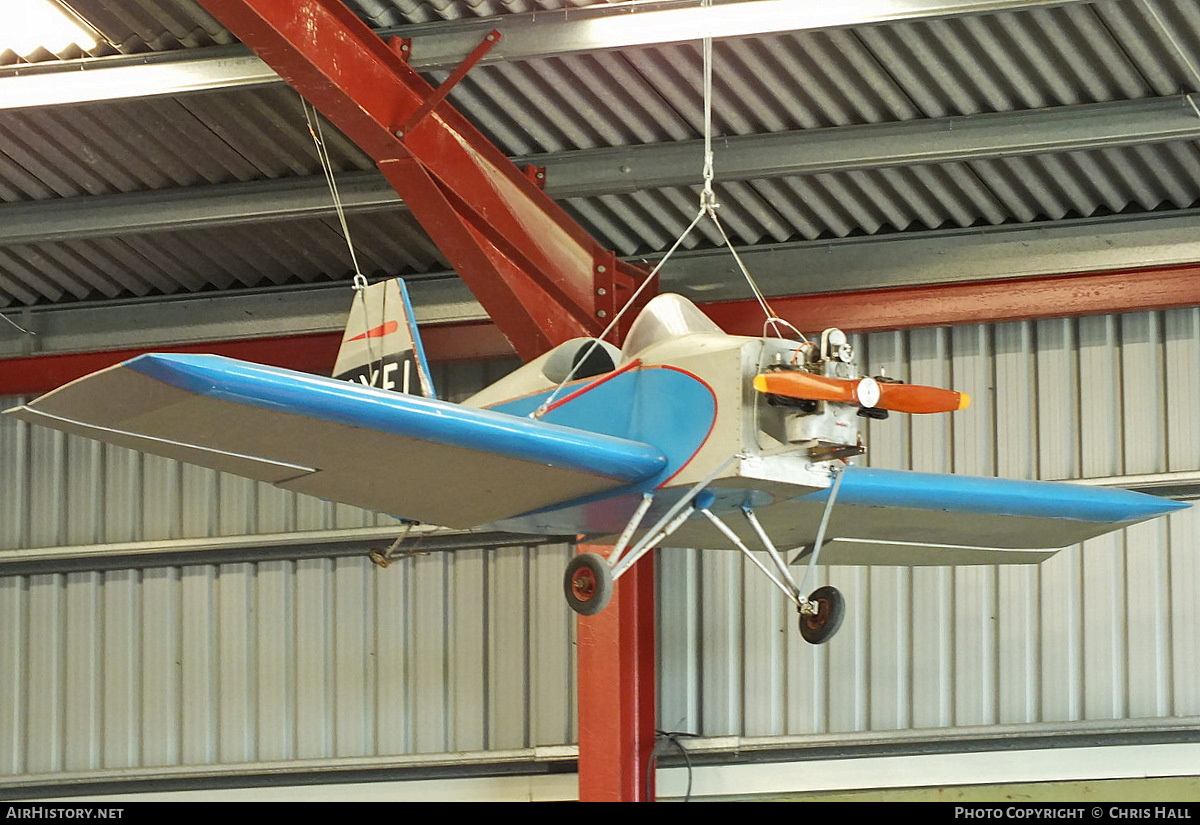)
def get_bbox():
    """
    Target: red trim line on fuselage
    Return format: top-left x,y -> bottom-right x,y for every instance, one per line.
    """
483,363 -> 718,489
652,365 -> 718,488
